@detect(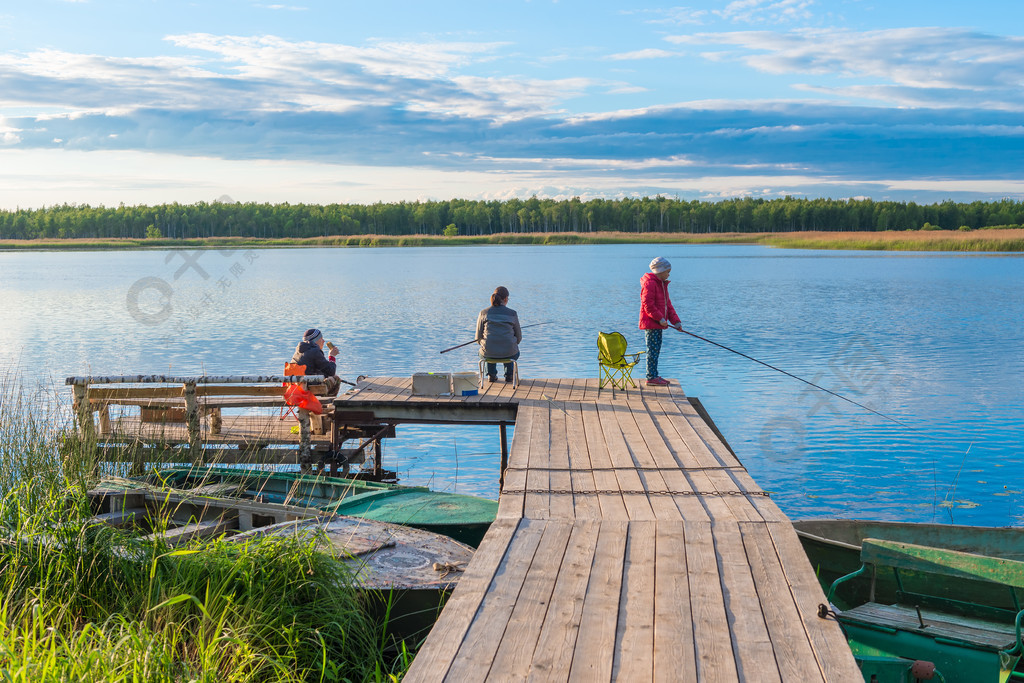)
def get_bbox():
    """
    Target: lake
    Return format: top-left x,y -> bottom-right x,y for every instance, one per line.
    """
1,244 -> 1021,526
